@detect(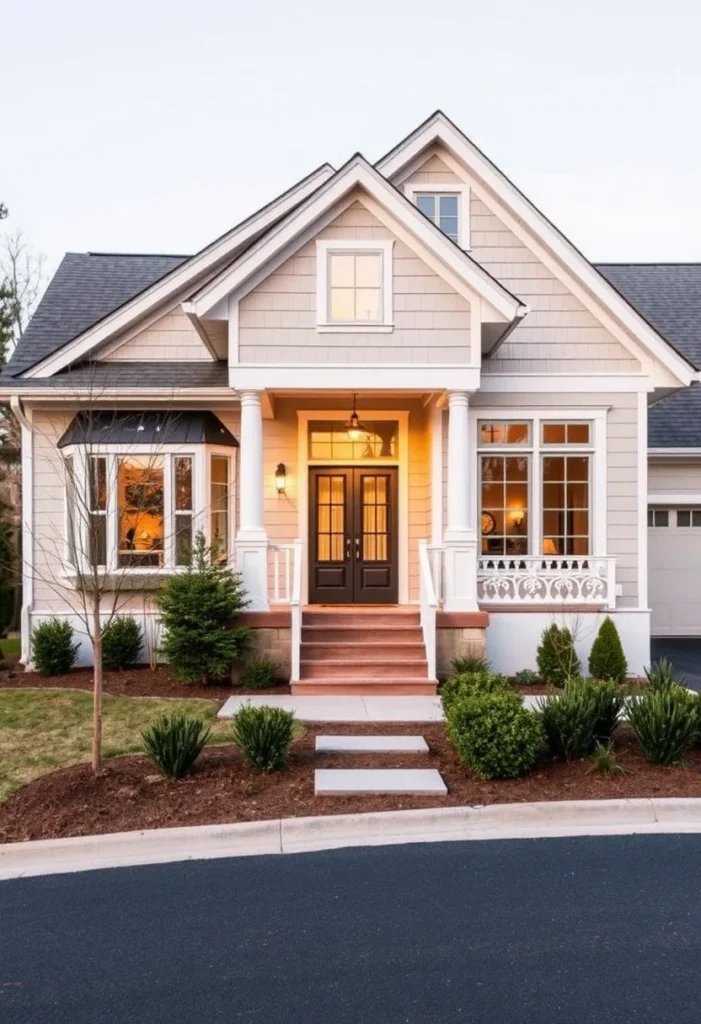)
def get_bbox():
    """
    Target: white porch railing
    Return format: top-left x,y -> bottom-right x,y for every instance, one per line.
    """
477,555 -> 616,608
268,543 -> 297,604
289,539 -> 303,682
418,540 -> 438,681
